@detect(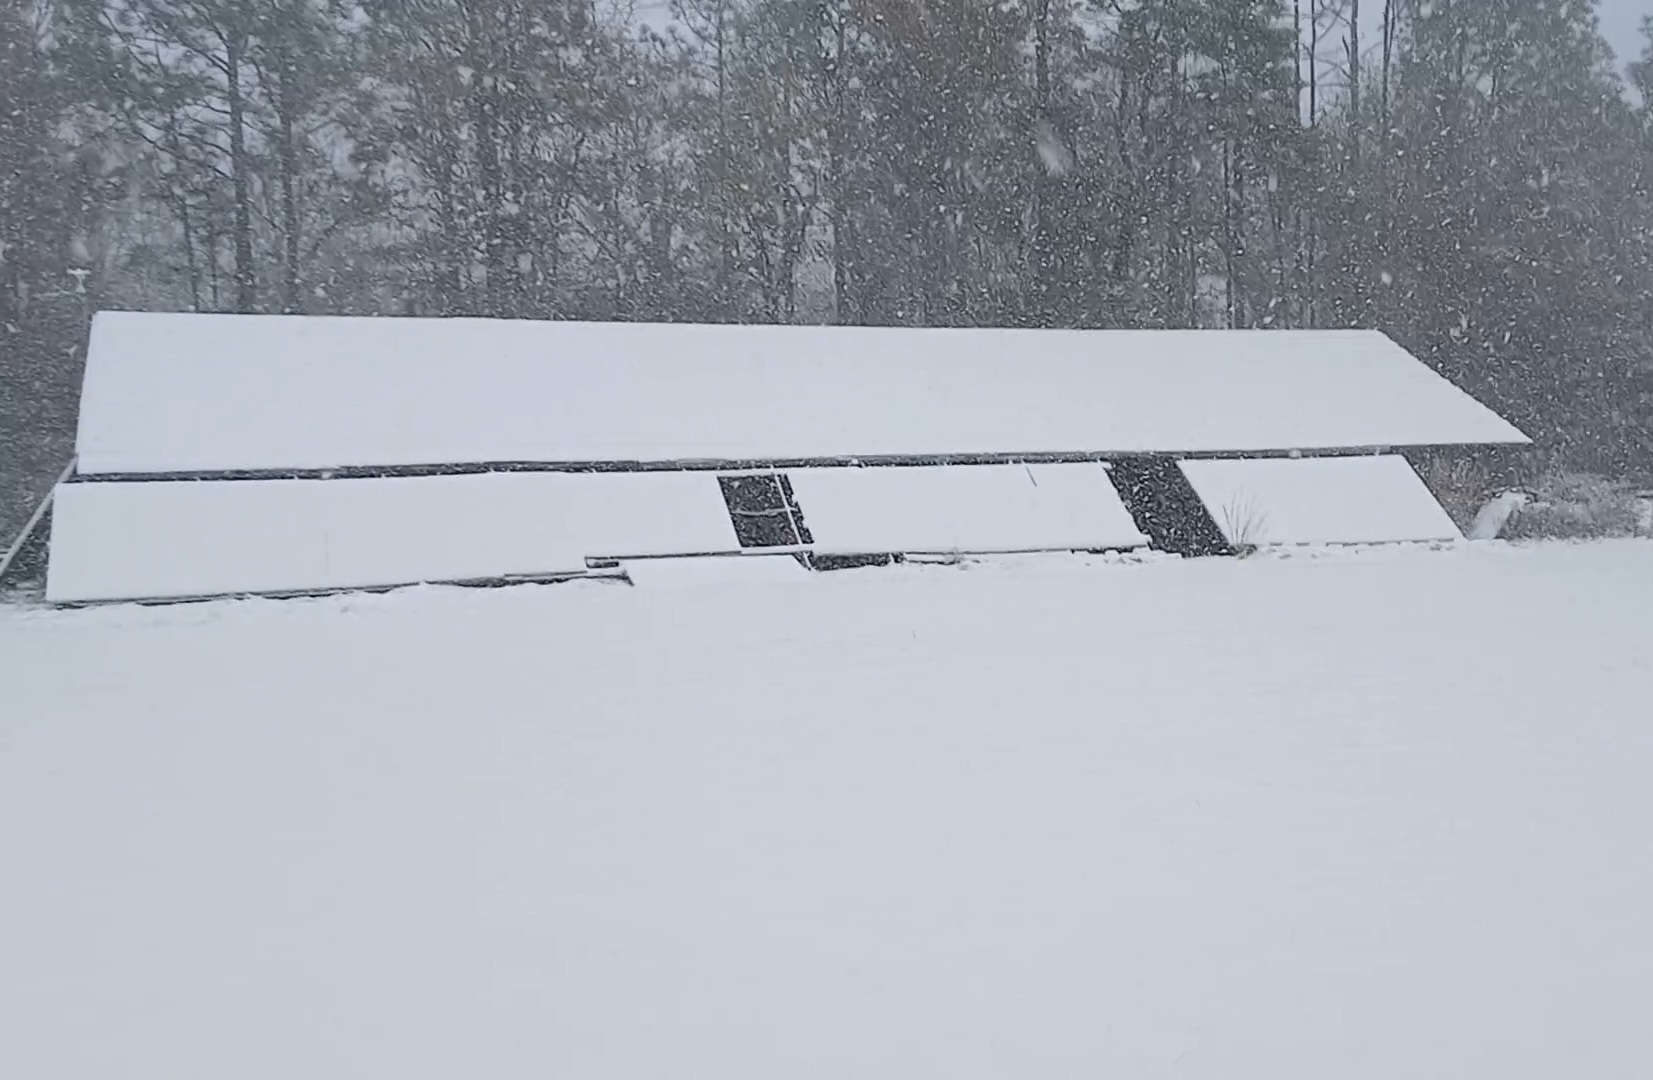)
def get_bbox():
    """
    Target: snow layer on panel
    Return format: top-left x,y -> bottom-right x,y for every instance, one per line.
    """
46,472 -> 738,602
74,312 -> 1529,475
4,542 -> 1653,1080
787,464 -> 1147,553
621,554 -> 810,588
1180,455 -> 1463,546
